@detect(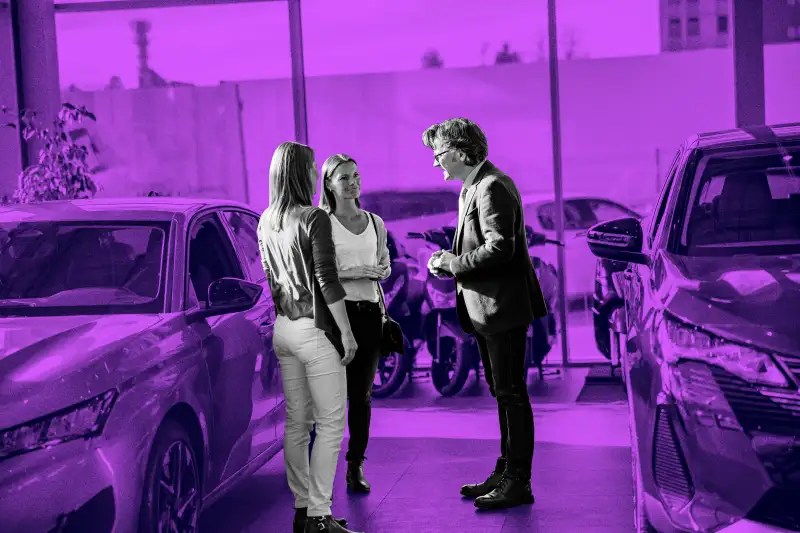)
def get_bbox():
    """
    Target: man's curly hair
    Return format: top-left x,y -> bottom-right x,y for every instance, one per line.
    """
422,118 -> 488,166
